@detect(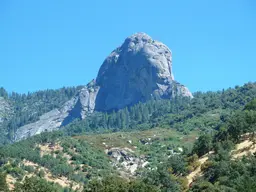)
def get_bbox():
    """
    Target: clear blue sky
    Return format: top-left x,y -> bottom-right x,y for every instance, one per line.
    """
0,0 -> 255,93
